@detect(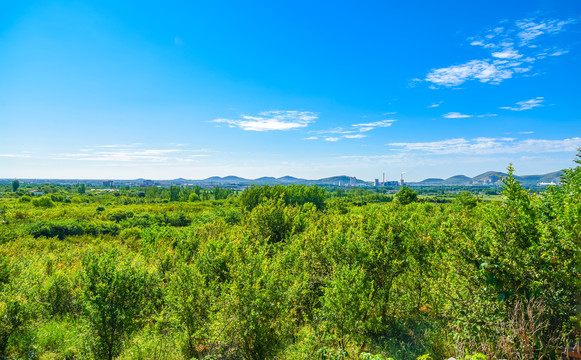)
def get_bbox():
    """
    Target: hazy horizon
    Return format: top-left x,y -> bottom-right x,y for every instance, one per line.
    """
2,1 -> 580,182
